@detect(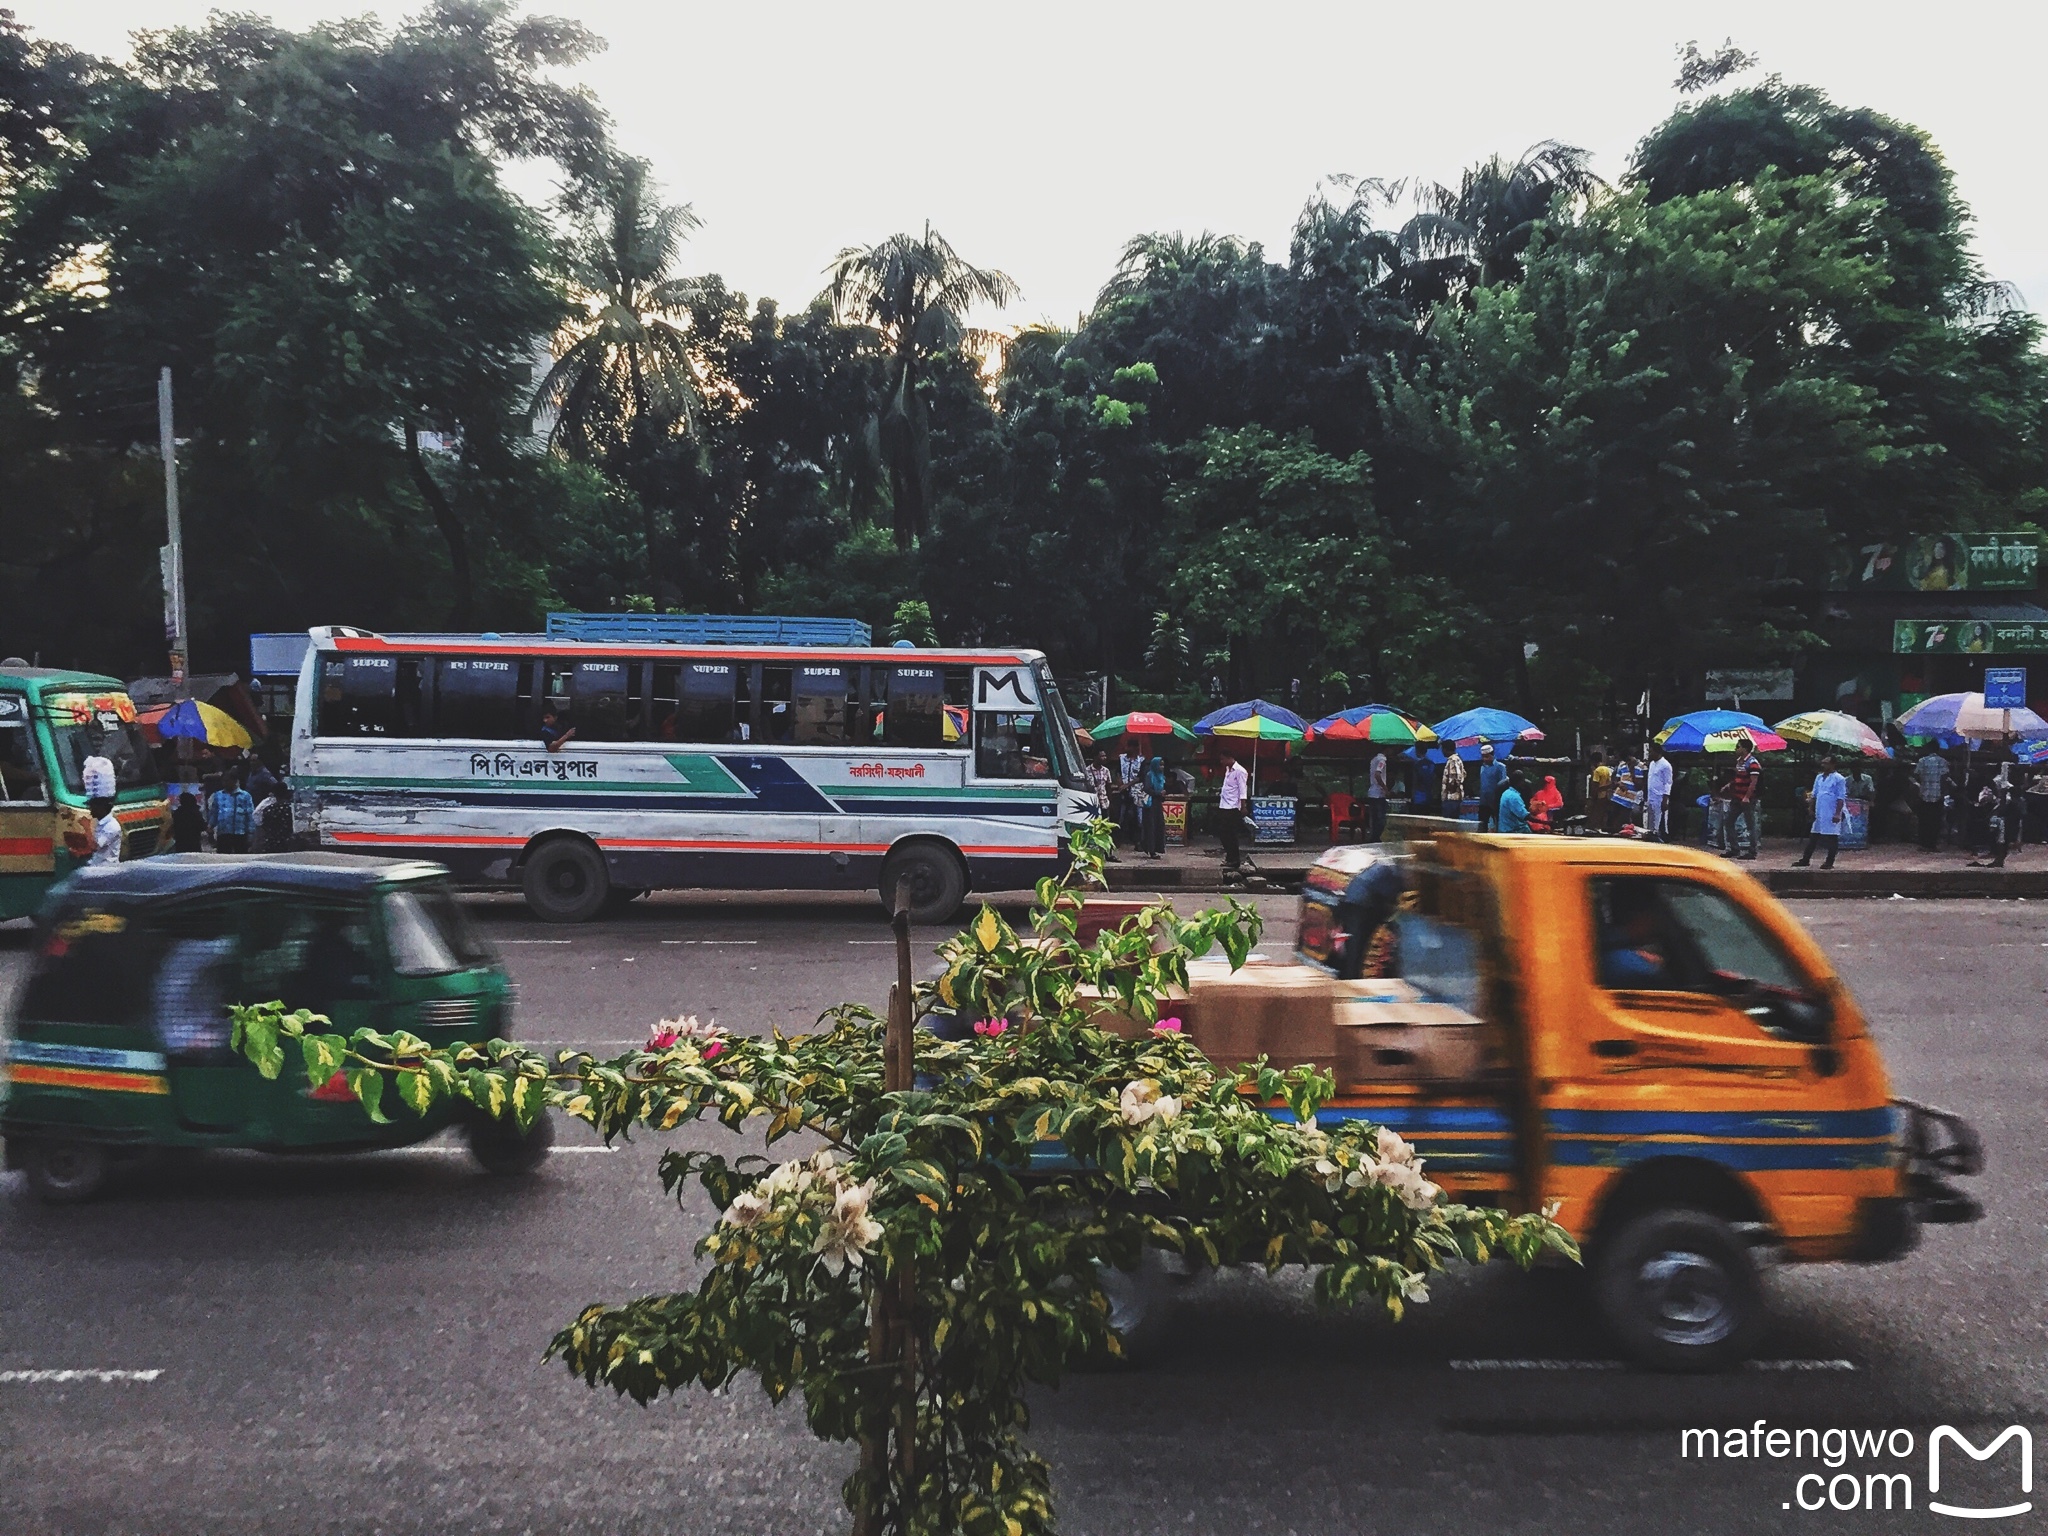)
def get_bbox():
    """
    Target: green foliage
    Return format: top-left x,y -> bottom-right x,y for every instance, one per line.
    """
887,598 -> 938,647
229,821 -> 1573,1536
